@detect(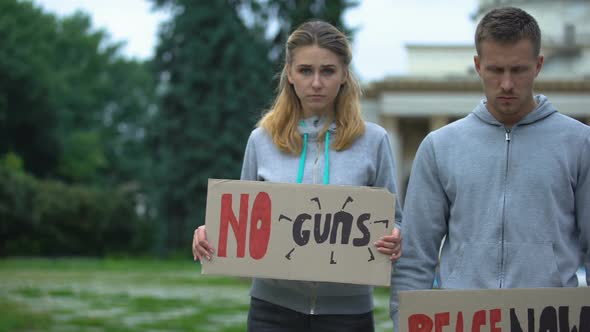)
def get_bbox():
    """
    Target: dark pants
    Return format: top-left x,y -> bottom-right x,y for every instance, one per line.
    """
247,297 -> 375,332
